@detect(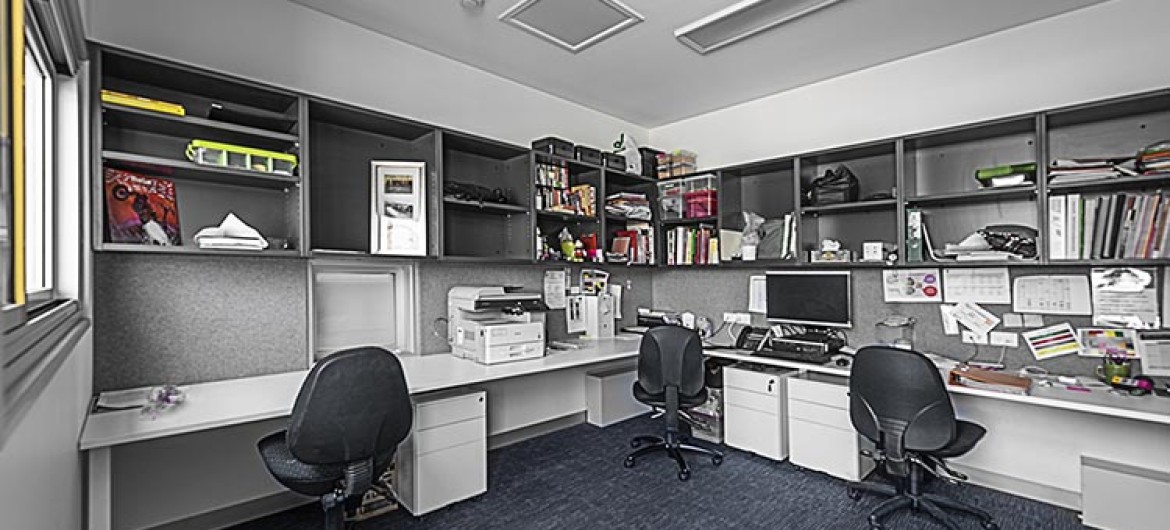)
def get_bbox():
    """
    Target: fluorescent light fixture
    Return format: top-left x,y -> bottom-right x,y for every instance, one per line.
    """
500,0 -> 644,53
675,0 -> 845,54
